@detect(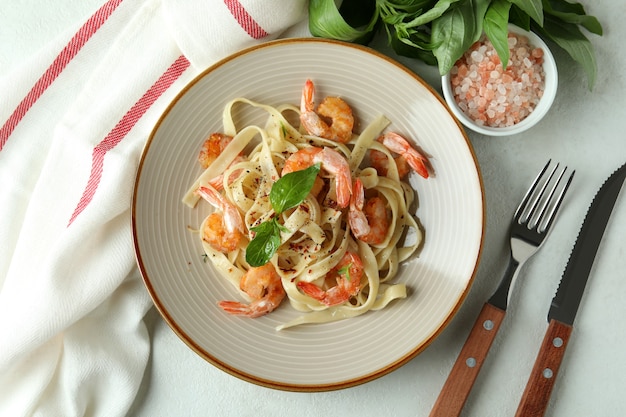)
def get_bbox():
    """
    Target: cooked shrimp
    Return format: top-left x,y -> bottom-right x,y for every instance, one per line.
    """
219,263 -> 286,318
282,146 -> 352,208
370,149 -> 411,179
349,178 -> 389,245
376,132 -> 429,178
300,79 -> 354,143
198,132 -> 233,169
296,251 -> 364,306
196,185 -> 244,253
